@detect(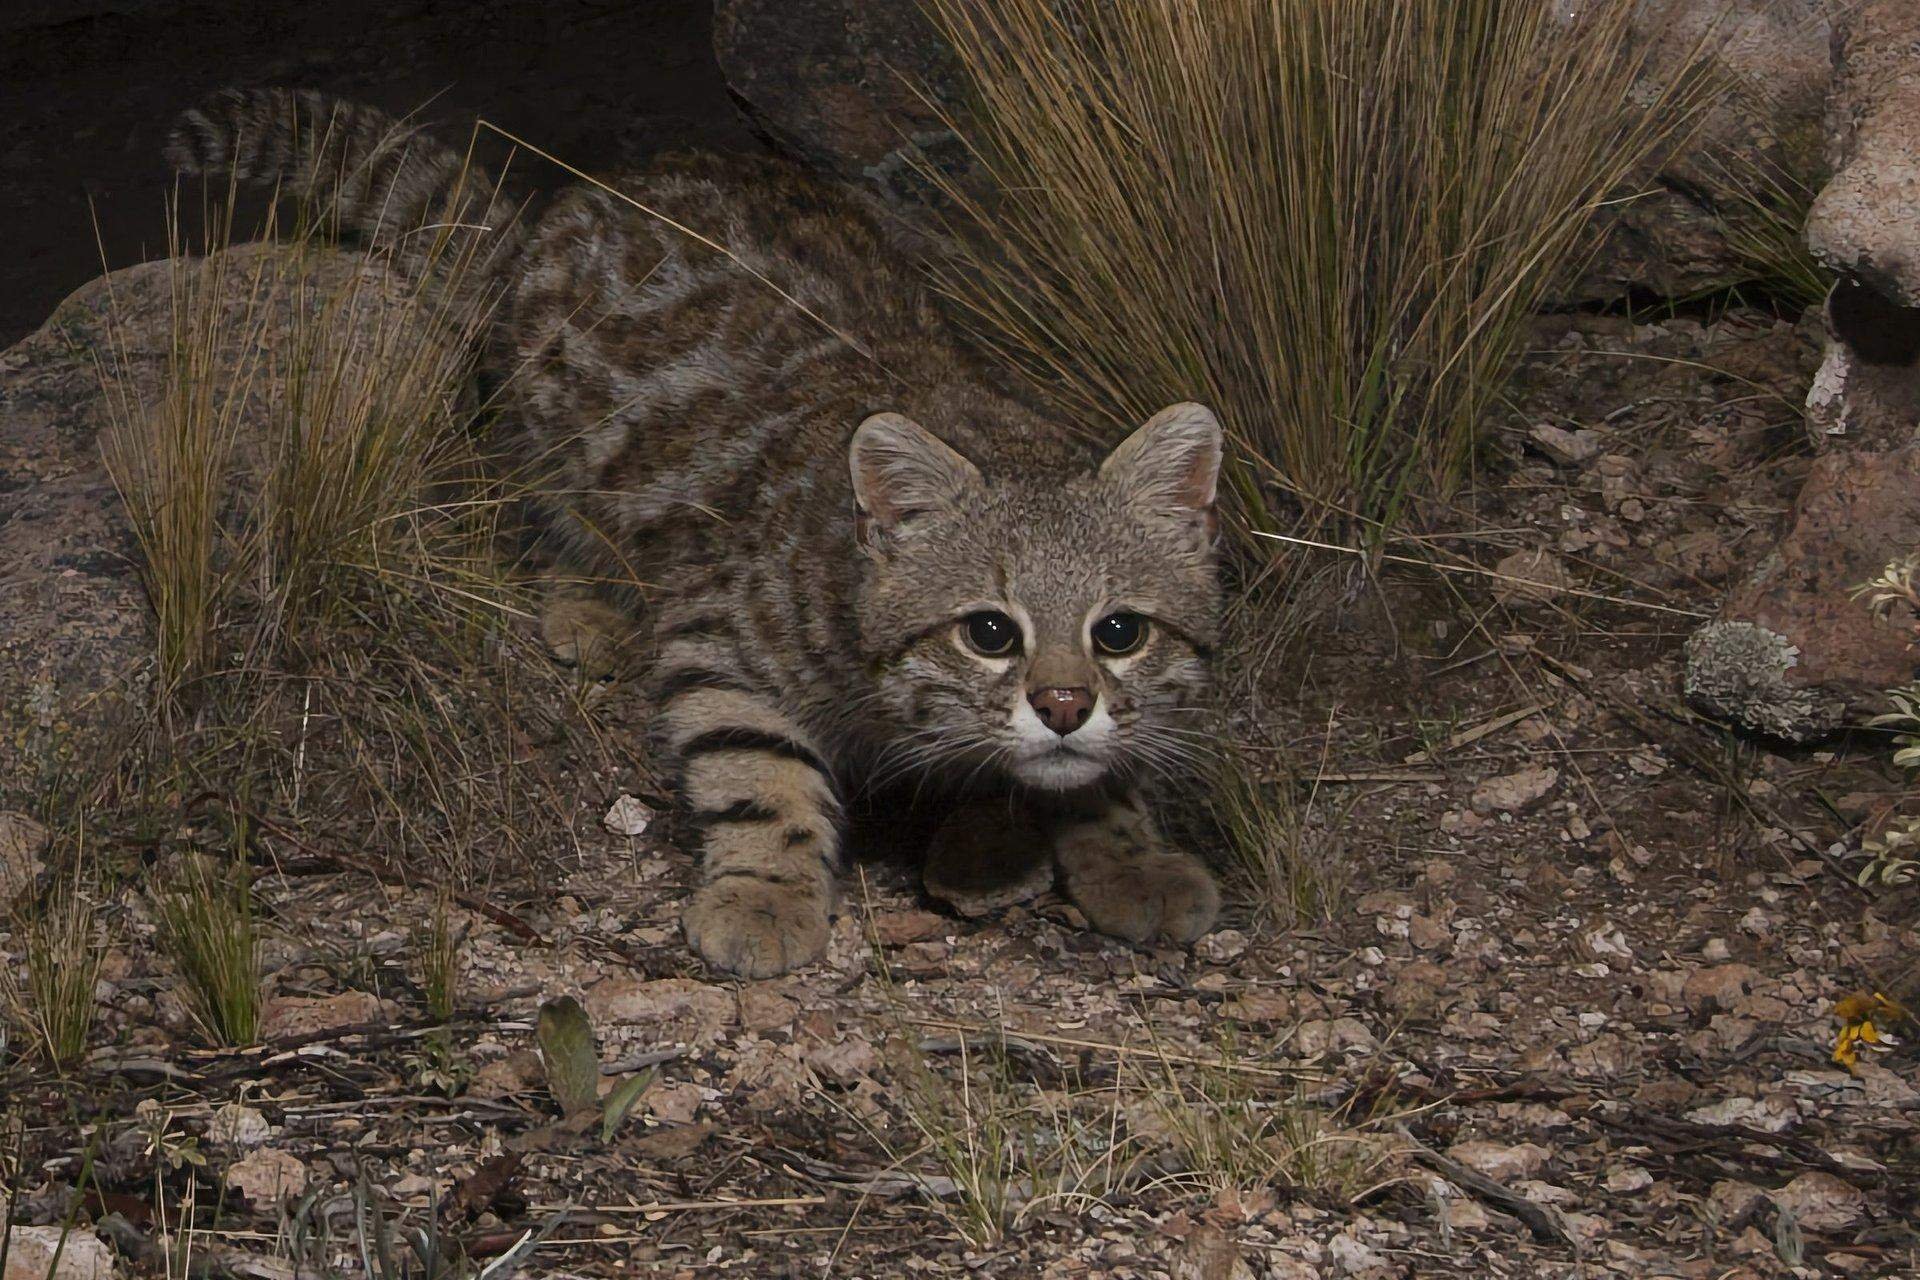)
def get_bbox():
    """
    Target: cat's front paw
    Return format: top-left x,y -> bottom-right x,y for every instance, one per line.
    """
682,876 -> 830,978
1065,851 -> 1220,945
